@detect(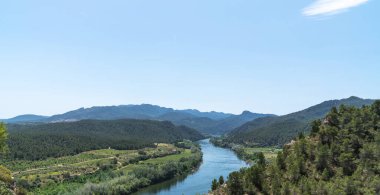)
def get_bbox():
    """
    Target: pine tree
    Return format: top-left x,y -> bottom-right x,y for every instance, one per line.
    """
0,123 -> 8,154
311,120 -> 321,136
298,132 -> 305,140
227,172 -> 243,195
211,179 -> 219,191
316,145 -> 329,172
276,151 -> 286,170
321,168 -> 330,181
271,171 -> 281,195
327,107 -> 340,127
339,153 -> 356,176
246,165 -> 264,191
218,176 -> 224,185
372,100 -> 380,116
256,152 -> 266,166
